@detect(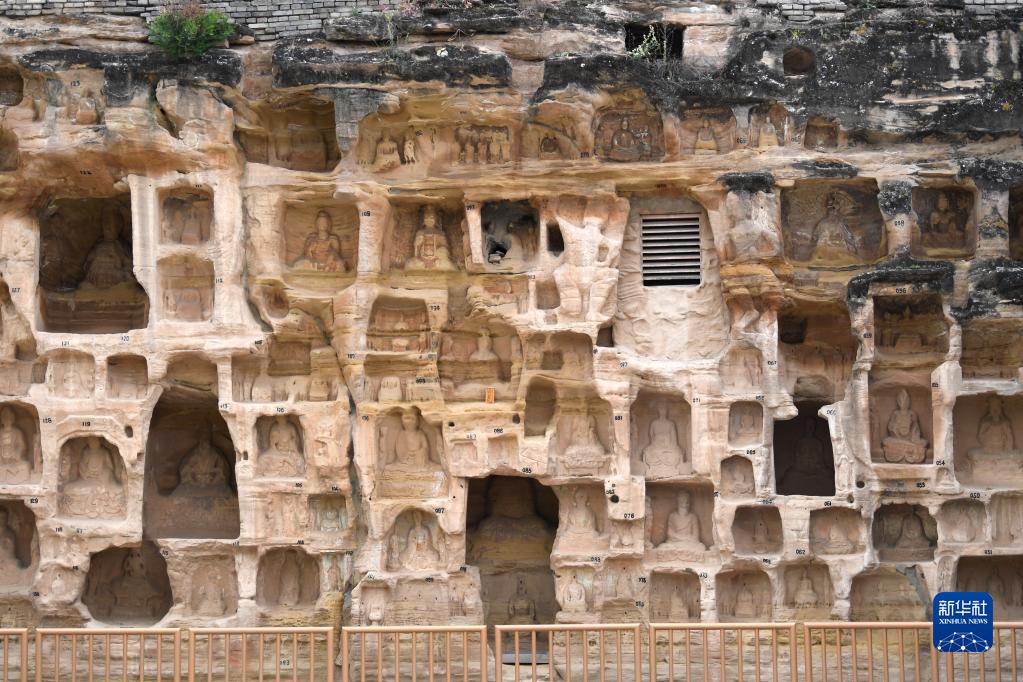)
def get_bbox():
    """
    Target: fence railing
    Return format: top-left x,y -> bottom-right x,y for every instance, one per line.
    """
2,622 -> 1021,682
493,624 -> 641,682
0,629 -> 28,682
650,623 -> 797,682
188,627 -> 335,682
34,628 -> 181,682
340,626 -> 486,682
